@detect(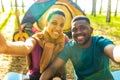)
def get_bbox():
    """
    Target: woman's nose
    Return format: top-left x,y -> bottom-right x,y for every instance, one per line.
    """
56,26 -> 61,30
